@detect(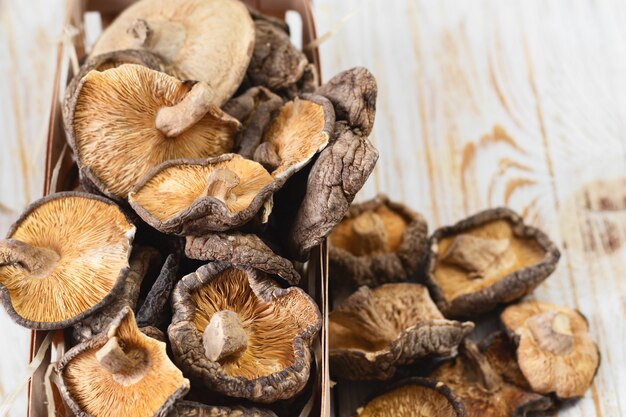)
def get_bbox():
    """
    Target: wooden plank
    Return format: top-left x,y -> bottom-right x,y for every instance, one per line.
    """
313,0 -> 626,416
